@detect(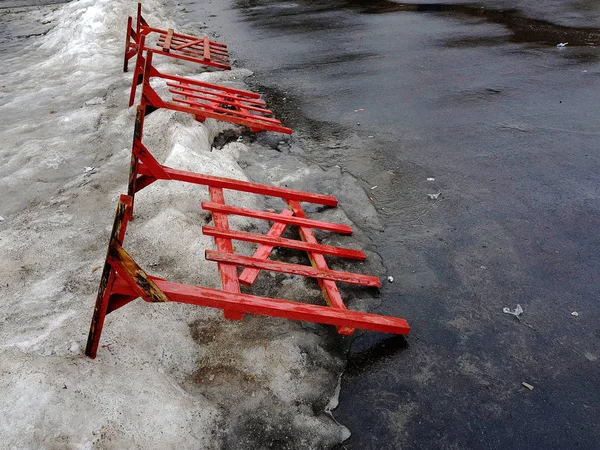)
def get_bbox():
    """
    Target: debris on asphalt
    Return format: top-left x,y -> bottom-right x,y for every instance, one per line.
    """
353,108 -> 364,112
83,166 -> 96,175
370,185 -> 378,190
571,311 -> 579,317
503,304 -> 523,317
387,276 -> 394,283
427,192 -> 441,200
522,382 -> 534,391
556,42 -> 568,48
0,216 -> 4,222
427,177 -> 435,181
